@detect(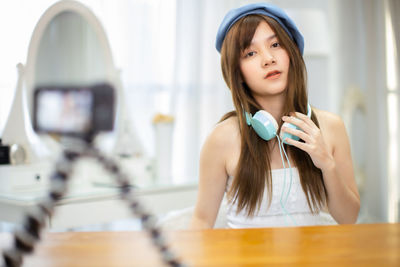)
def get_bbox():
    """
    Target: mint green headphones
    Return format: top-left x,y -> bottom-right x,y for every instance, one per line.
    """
245,103 -> 312,144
